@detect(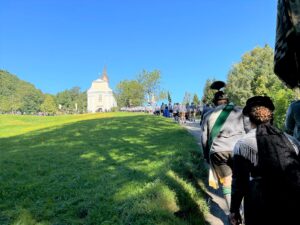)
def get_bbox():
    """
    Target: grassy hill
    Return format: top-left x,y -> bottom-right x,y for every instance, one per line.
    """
0,113 -> 208,225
